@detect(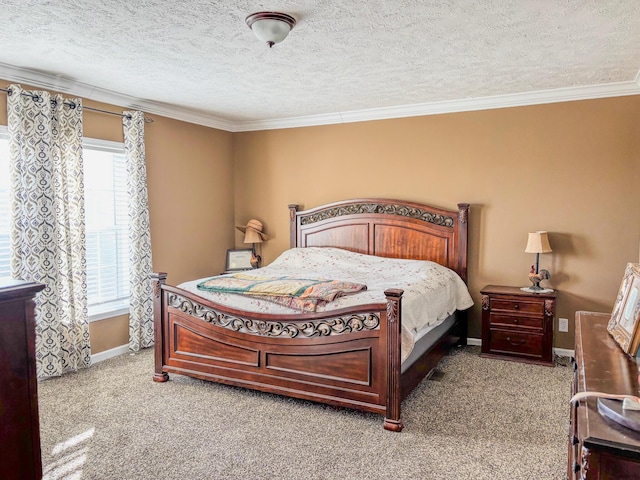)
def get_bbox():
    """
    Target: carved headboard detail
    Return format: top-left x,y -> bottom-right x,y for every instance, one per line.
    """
289,198 -> 469,283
